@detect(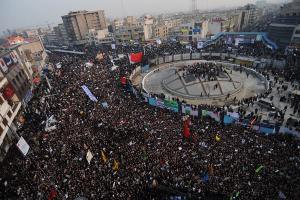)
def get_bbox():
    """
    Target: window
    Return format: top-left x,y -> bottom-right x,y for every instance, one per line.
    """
0,126 -> 3,136
3,118 -> 8,126
16,74 -> 20,82
0,97 -> 3,105
7,111 -> 12,118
